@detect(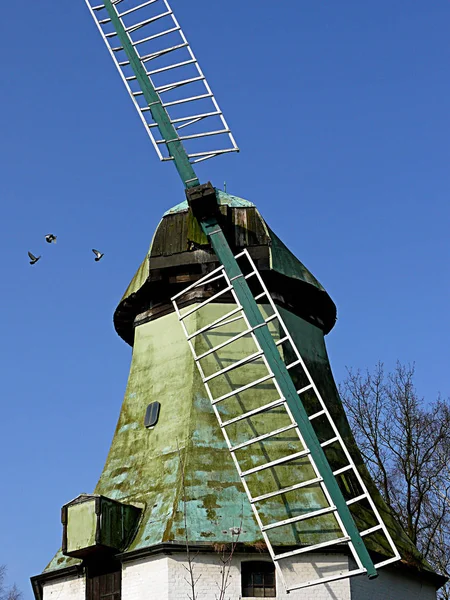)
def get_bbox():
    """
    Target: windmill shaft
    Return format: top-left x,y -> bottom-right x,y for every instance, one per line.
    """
101,0 -> 199,188
201,216 -> 378,580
